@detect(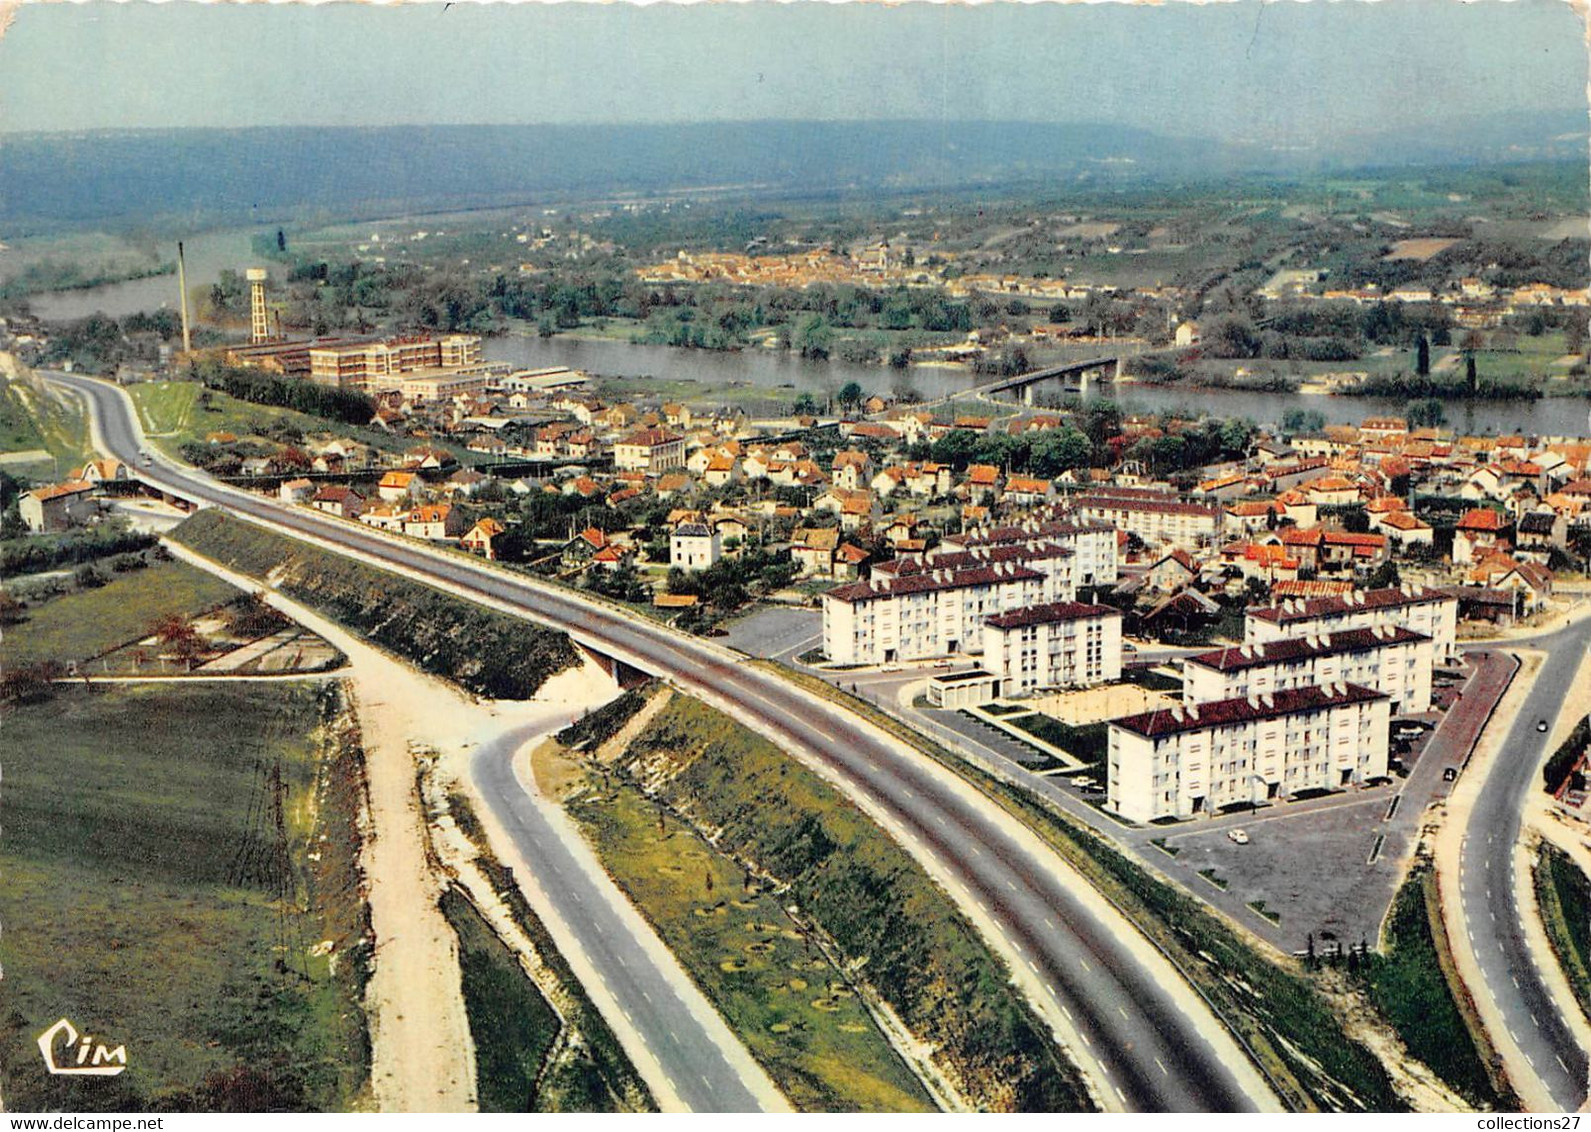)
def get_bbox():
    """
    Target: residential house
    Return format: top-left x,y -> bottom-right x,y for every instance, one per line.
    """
460,517 -> 506,559
19,481 -> 96,532
670,522 -> 721,571
378,470 -> 423,503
